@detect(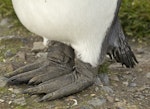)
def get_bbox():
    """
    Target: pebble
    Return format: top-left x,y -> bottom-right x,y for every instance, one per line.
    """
16,51 -> 26,60
0,99 -> 5,103
11,94 -> 16,98
139,95 -> 145,100
88,97 -> 106,107
99,73 -> 110,85
122,81 -> 129,86
106,96 -> 114,103
8,101 -> 12,105
0,76 -> 8,87
95,87 -> 99,92
146,72 -> 150,79
110,75 -> 120,82
0,18 -> 9,26
8,88 -> 22,94
31,42 -> 46,52
90,94 -> 96,97
129,82 -> 137,87
115,98 -> 120,102
4,50 -> 15,58
136,48 -> 145,54
13,97 -> 26,106
36,52 -> 48,59
137,68 -> 143,72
